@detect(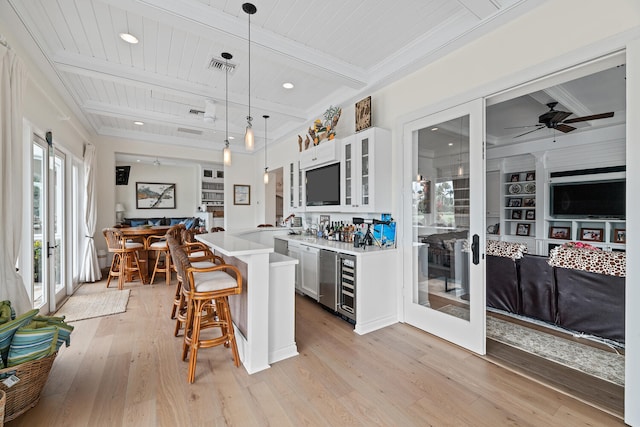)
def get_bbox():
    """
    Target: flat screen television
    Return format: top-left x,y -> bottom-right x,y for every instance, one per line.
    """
550,180 -> 625,218
306,162 -> 340,206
